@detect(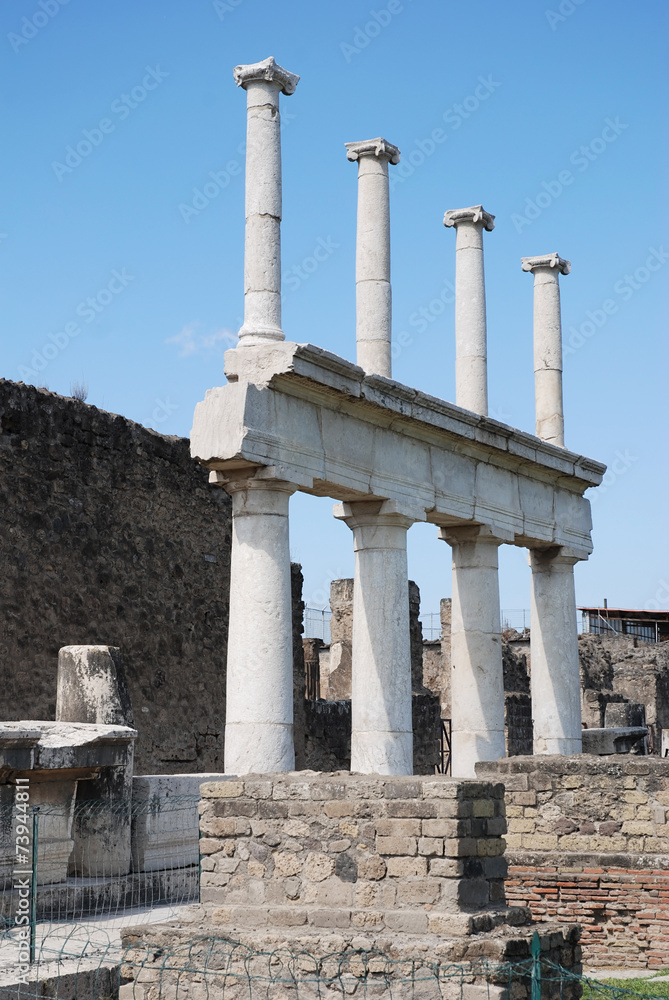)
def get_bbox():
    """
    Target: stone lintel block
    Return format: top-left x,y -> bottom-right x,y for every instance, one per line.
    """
345,137 -> 401,164
521,252 -> 571,275
443,205 -> 495,231
233,56 -> 299,96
